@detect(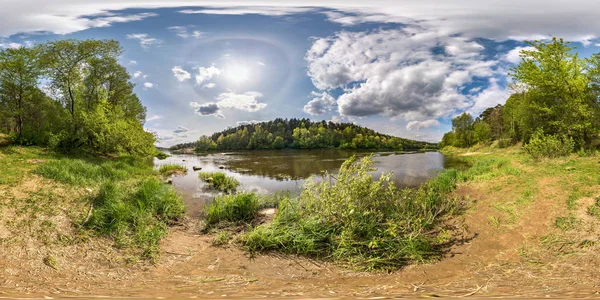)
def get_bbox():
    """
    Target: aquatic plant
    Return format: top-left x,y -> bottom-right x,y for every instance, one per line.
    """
199,171 -> 240,193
